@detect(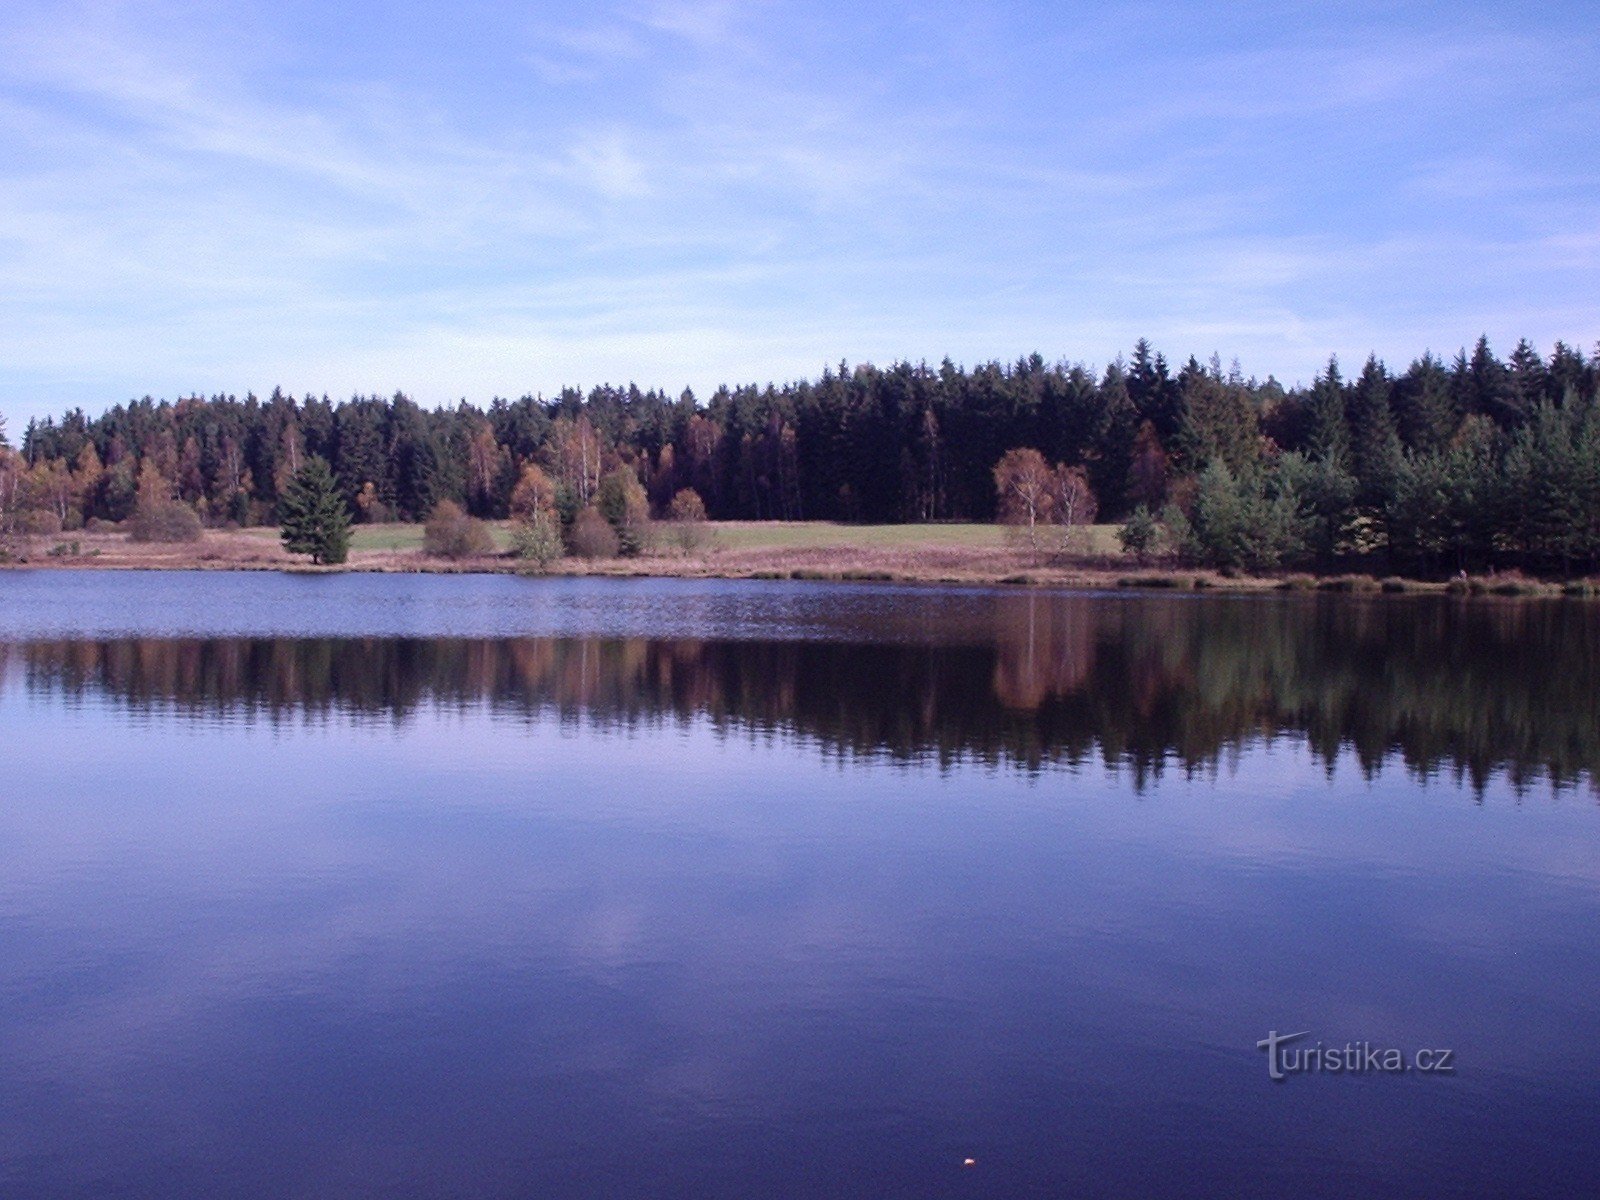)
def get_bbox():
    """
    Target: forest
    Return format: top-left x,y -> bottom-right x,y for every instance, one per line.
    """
11,591 -> 1596,787
3,334 -> 1599,574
